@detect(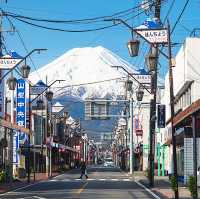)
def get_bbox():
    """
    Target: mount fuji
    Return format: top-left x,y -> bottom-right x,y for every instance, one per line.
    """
29,46 -> 140,100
